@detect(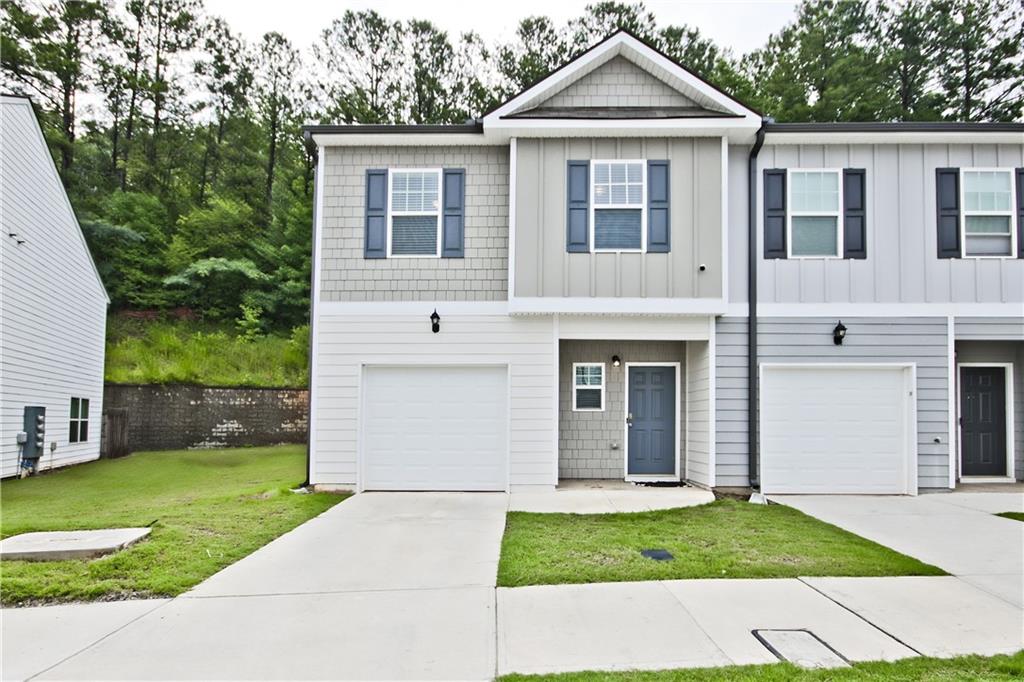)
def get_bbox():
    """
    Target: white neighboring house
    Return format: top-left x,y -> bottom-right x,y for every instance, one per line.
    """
1,94 -> 109,478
